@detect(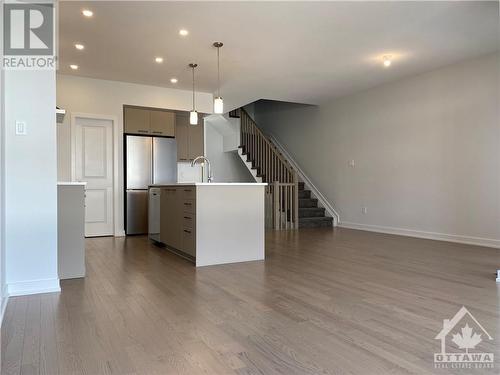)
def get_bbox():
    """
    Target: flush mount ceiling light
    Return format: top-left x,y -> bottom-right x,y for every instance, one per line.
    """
170,78 -> 178,84
189,63 -> 198,125
70,64 -> 79,70
75,43 -> 85,50
155,57 -> 164,63
82,9 -> 93,17
179,29 -> 189,37
213,42 -> 224,114
383,55 -> 392,67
